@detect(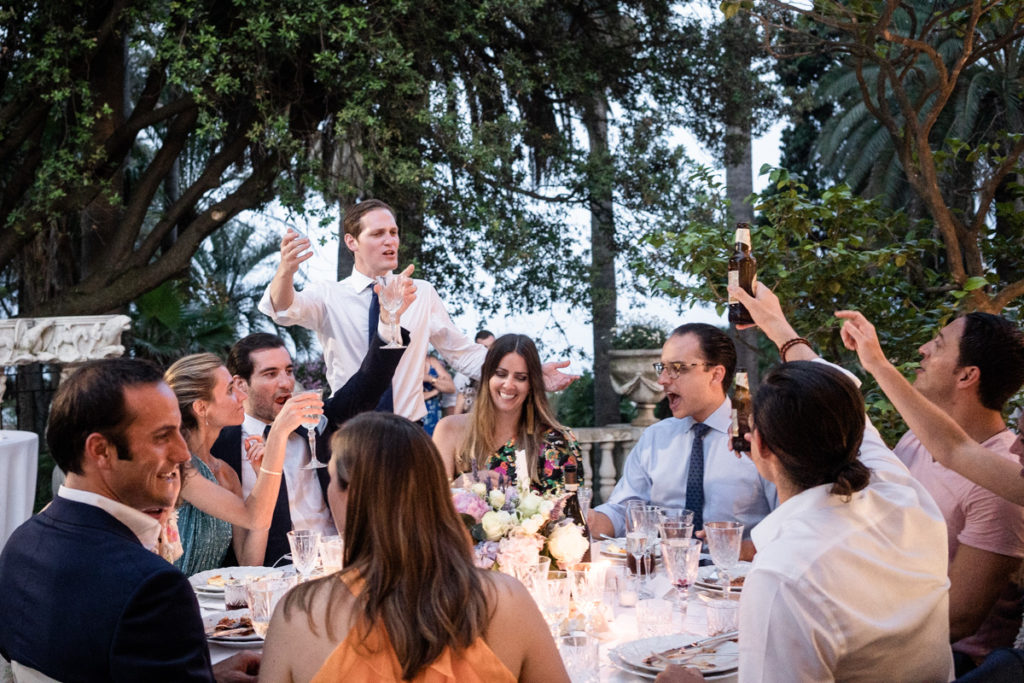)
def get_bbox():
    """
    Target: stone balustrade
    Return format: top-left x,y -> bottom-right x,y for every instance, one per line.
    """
571,423 -> 648,505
